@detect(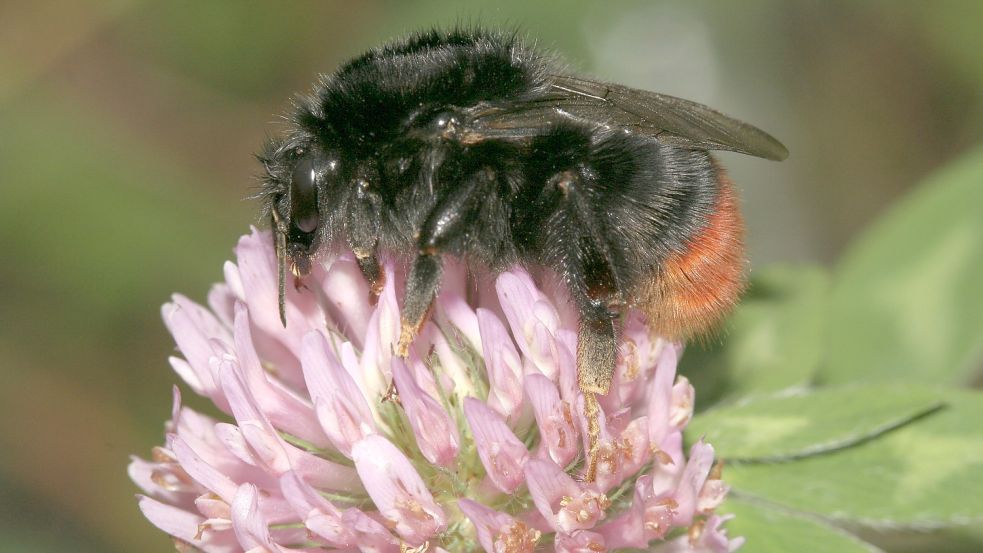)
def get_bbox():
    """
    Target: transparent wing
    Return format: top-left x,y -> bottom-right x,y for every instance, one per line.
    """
468,74 -> 788,161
